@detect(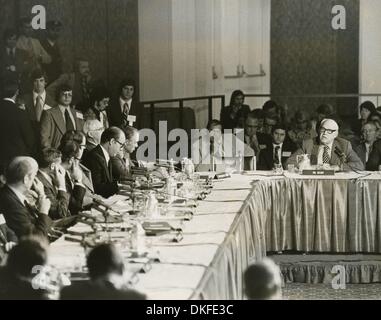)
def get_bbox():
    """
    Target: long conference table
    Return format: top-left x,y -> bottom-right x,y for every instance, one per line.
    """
49,171 -> 381,300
